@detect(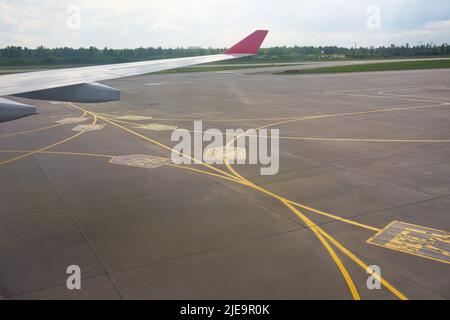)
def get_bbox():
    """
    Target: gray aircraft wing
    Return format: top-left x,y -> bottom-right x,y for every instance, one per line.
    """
0,30 -> 268,122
